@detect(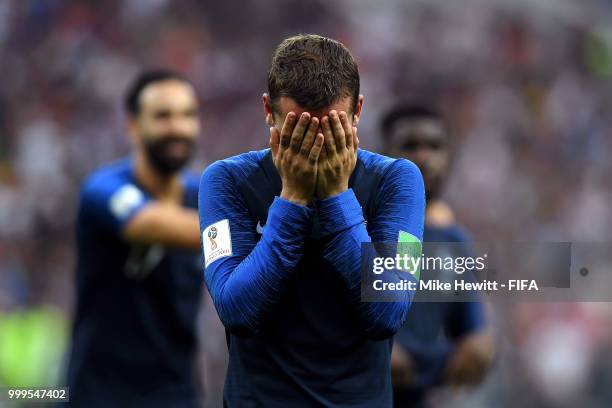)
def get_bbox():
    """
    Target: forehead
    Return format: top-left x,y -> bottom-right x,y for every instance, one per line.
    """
139,79 -> 197,112
390,116 -> 446,142
276,96 -> 353,119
